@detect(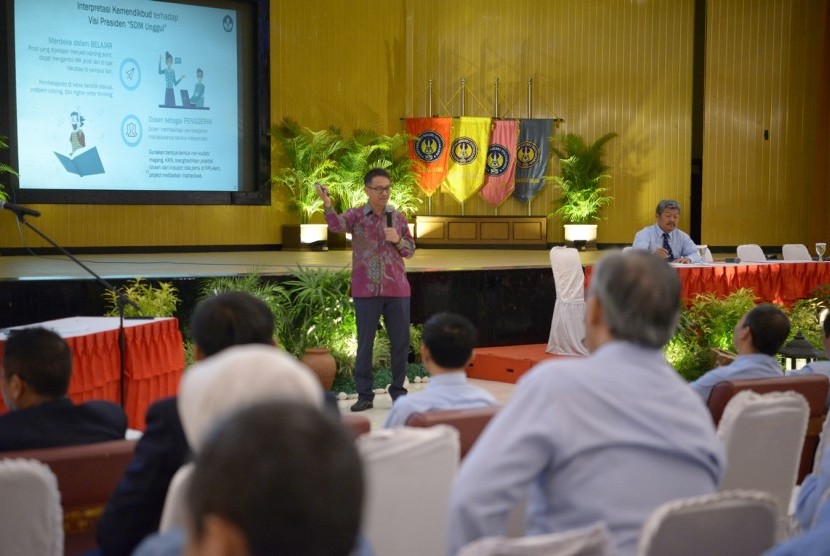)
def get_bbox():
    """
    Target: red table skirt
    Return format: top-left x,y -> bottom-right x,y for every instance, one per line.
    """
584,261 -> 830,306
0,317 -> 185,430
